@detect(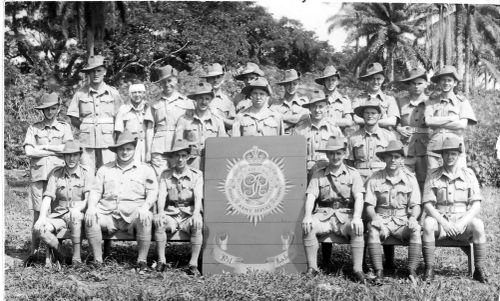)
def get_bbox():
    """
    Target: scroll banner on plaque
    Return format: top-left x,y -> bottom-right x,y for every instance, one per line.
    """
203,136 -> 307,274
